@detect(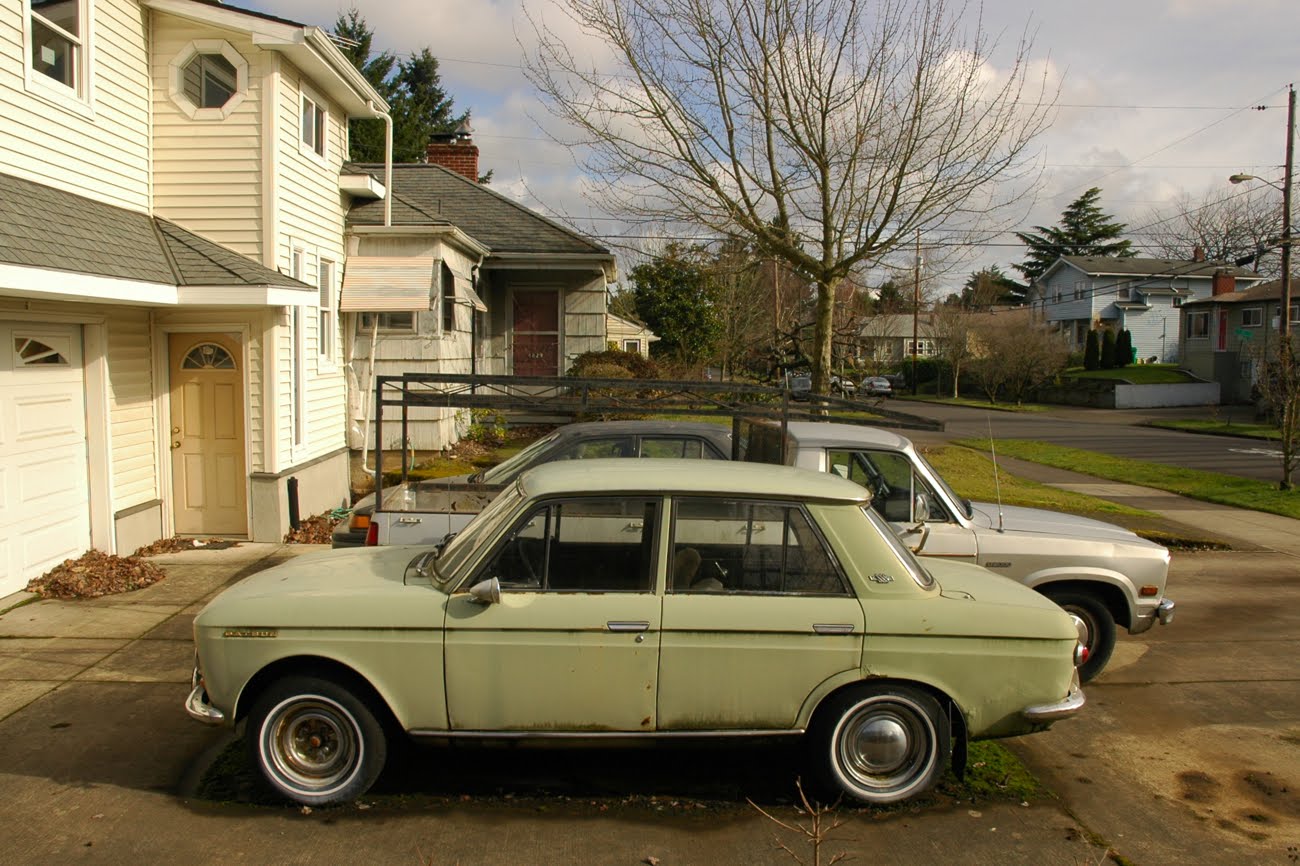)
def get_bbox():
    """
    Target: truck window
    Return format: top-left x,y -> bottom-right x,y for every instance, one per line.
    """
828,449 -> 947,523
